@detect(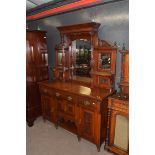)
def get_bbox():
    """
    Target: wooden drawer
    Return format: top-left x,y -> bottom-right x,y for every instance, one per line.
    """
53,90 -> 62,98
54,90 -> 76,103
39,86 -> 53,96
78,97 -> 99,111
62,92 -> 76,103
108,98 -> 129,113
